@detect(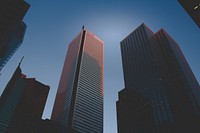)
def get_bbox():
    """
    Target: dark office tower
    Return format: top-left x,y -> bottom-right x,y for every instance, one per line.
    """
51,27 -> 104,133
117,23 -> 200,133
0,0 -> 30,71
117,89 -> 155,133
0,64 -> 49,133
178,0 -> 200,28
